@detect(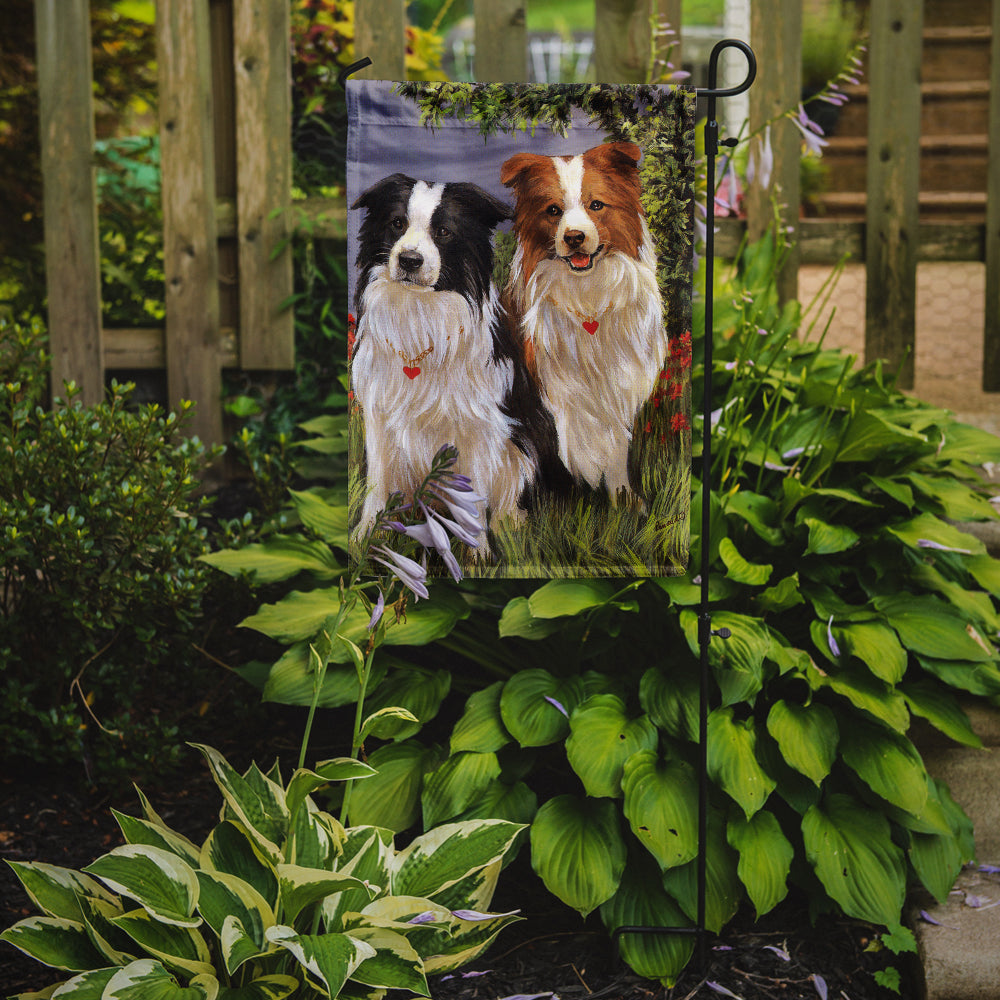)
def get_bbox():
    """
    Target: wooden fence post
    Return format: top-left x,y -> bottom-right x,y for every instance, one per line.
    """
34,0 -> 104,405
864,0 -> 923,390
233,0 -> 294,370
474,0 -> 527,81
746,0 -> 801,305
354,0 -> 406,79
594,0 -> 652,84
983,0 -> 1000,391
157,0 -> 223,445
